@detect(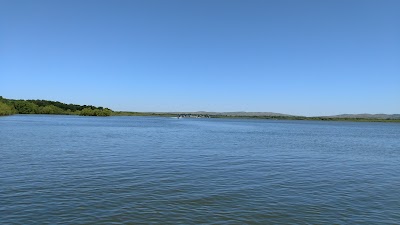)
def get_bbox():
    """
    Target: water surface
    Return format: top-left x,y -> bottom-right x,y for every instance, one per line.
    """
1,115 -> 399,224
